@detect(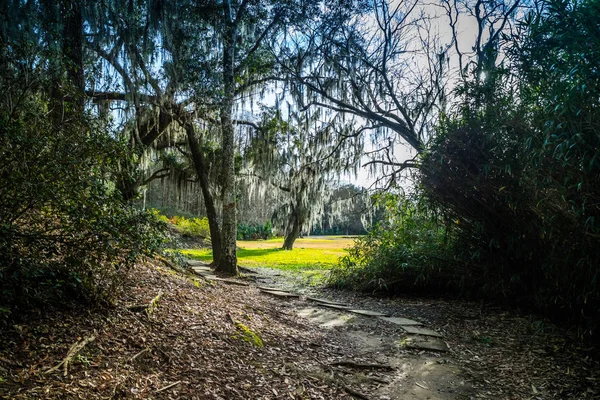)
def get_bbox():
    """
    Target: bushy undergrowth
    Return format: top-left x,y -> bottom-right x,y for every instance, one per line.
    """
421,0 -> 600,337
331,0 -> 600,338
152,209 -> 272,241
0,44 -> 164,316
237,221 -> 273,240
329,195 -> 456,293
171,215 -> 211,239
